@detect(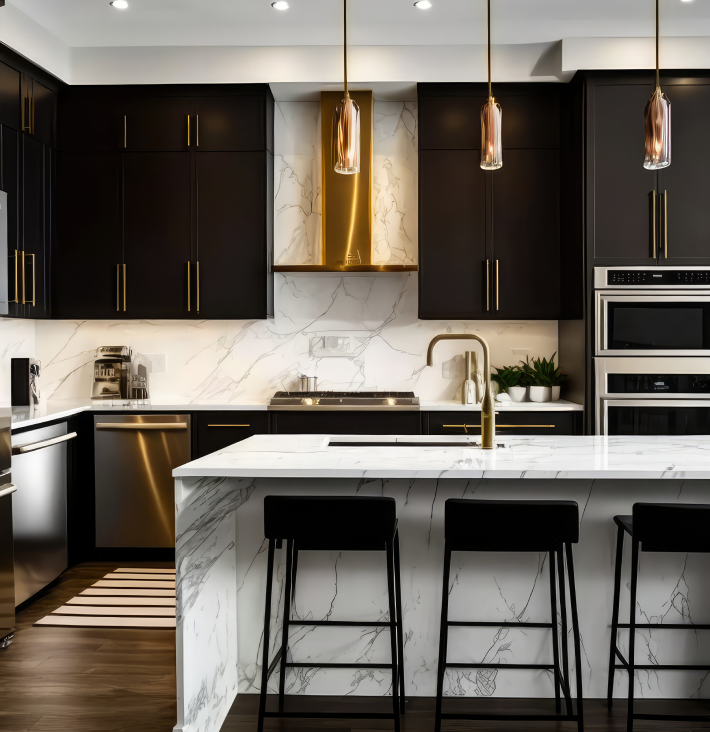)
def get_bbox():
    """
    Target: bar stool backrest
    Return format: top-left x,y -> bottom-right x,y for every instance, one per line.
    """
264,495 -> 397,550
445,499 -> 579,552
634,503 -> 710,552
